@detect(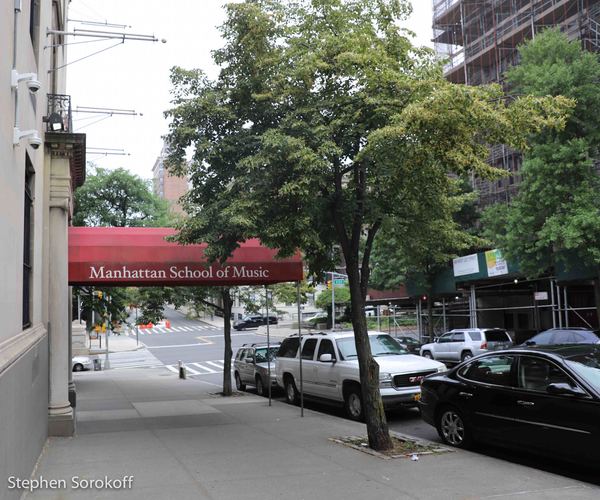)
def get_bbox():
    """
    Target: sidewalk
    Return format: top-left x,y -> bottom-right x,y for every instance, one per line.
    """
172,305 -> 224,329
21,367 -> 599,500
89,332 -> 142,355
